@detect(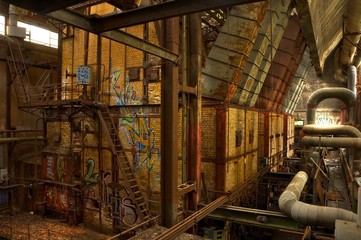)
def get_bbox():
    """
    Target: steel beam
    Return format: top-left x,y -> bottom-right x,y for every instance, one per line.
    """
186,13 -> 203,211
1,0 -> 90,13
155,166 -> 273,240
101,30 -> 179,63
160,17 -> 179,228
0,137 -> 44,143
178,182 -> 196,196
94,0 -> 265,32
46,9 -> 95,32
45,10 -> 180,62
206,205 -> 305,231
215,106 -> 227,197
